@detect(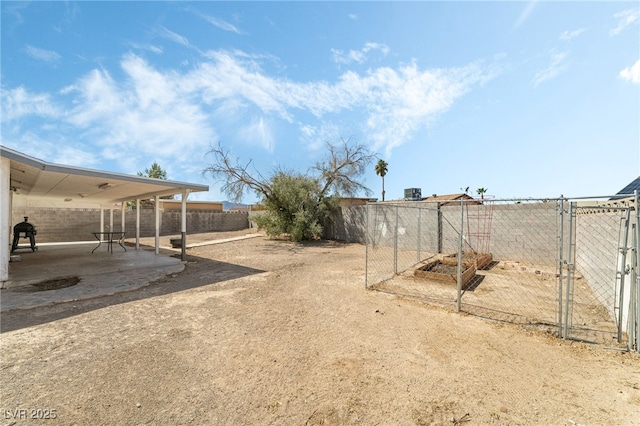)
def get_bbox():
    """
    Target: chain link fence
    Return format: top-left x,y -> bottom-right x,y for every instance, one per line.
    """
363,196 -> 640,351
